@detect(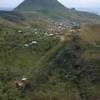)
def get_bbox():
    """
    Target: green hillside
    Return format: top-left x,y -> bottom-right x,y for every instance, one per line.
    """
0,11 -> 25,24
0,16 -> 100,99
0,0 -> 100,99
